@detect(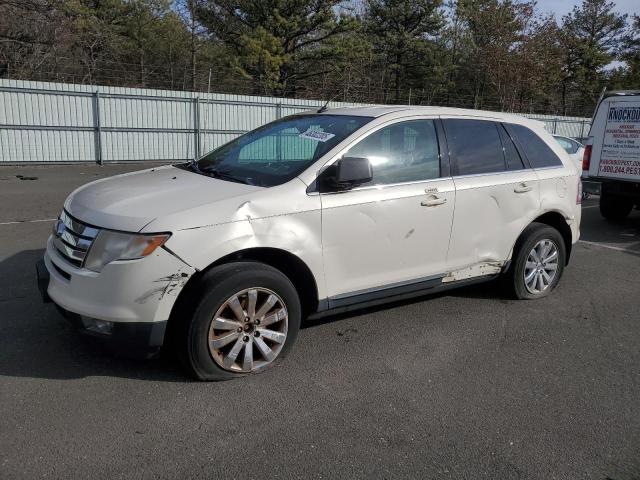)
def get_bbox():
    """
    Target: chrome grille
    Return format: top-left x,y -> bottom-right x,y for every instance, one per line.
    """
52,210 -> 100,268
